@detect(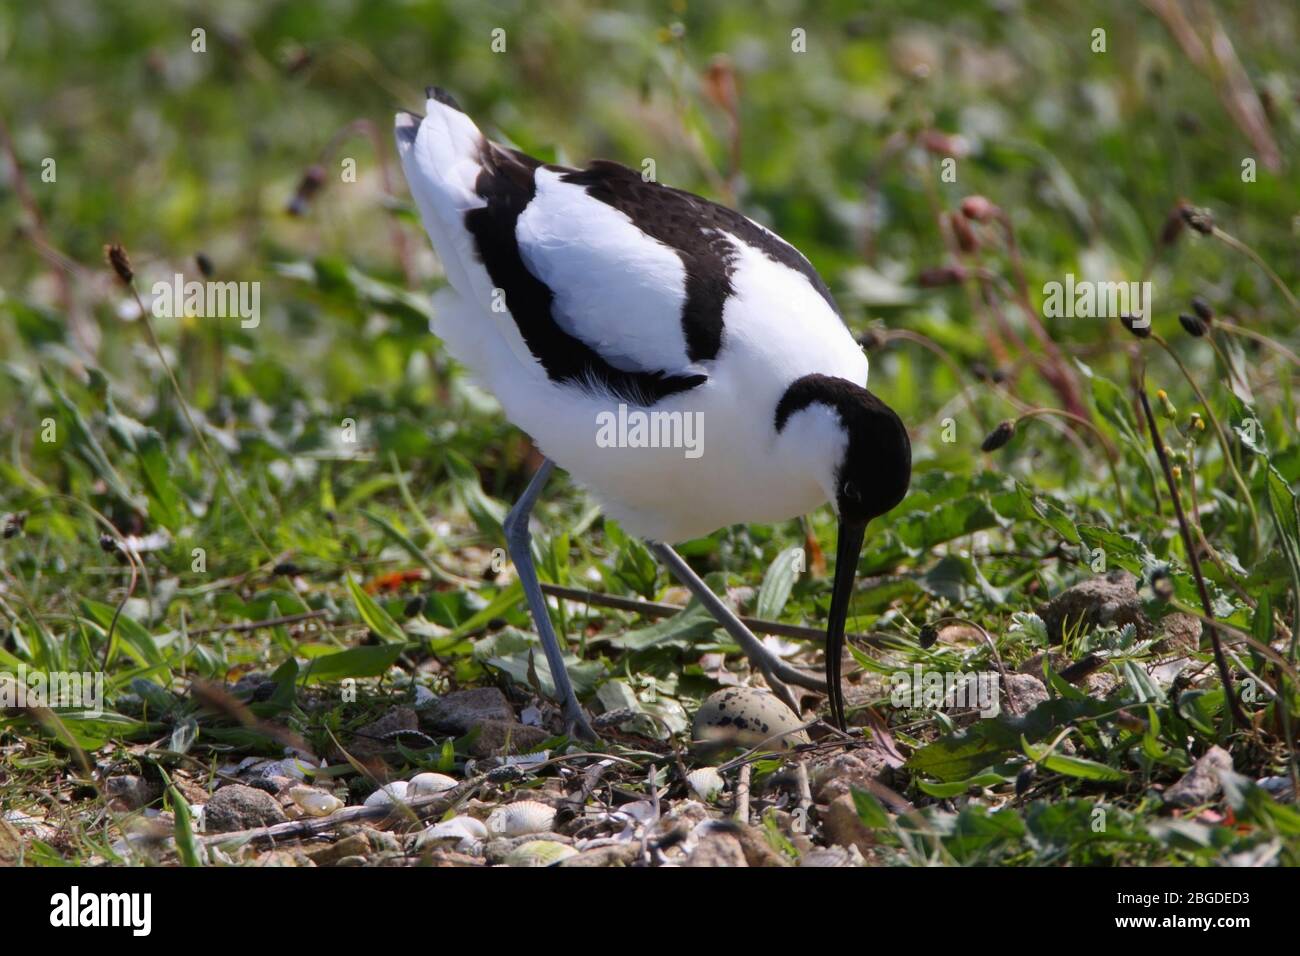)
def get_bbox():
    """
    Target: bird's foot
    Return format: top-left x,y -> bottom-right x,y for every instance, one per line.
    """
563,702 -> 601,743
